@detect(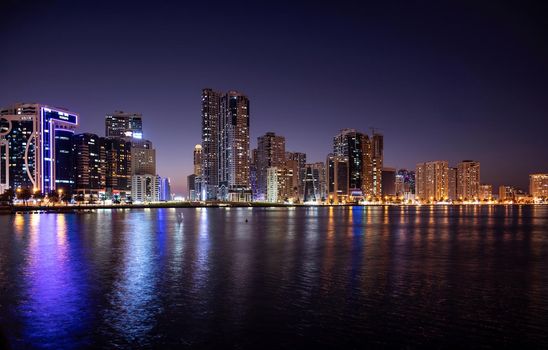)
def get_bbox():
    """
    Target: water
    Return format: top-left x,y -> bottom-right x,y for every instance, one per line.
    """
0,206 -> 547,349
